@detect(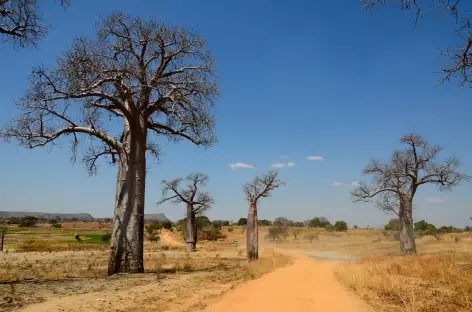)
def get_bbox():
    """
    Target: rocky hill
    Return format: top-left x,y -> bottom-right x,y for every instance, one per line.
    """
0,211 -> 94,221
0,211 -> 170,222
